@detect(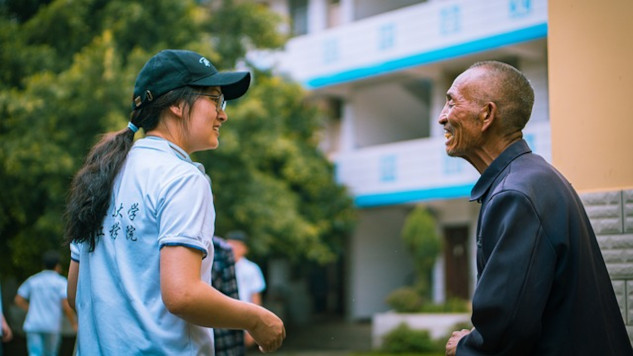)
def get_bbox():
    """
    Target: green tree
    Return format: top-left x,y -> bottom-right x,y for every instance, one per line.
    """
401,206 -> 441,300
203,70 -> 355,263
0,0 -> 355,279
